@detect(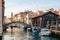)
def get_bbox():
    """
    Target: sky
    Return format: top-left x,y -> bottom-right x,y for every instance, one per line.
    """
5,0 -> 60,18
